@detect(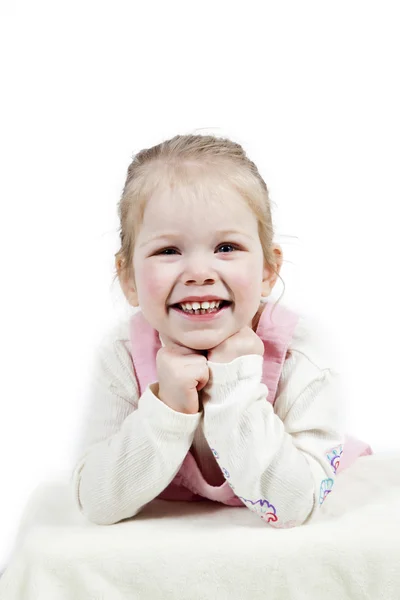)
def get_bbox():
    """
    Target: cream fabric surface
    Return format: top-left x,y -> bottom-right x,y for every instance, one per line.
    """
1,451 -> 400,599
